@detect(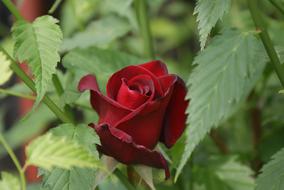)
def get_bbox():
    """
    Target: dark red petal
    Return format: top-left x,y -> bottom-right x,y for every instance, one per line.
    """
92,123 -> 170,179
139,60 -> 168,77
107,66 -> 163,99
159,76 -> 189,148
78,75 -> 131,126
